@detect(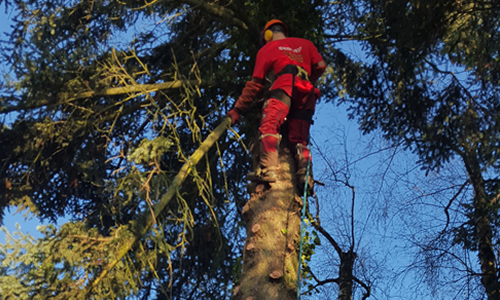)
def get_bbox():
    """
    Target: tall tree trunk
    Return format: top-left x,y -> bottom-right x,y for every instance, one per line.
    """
338,250 -> 356,300
462,152 -> 500,300
234,144 -> 302,300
